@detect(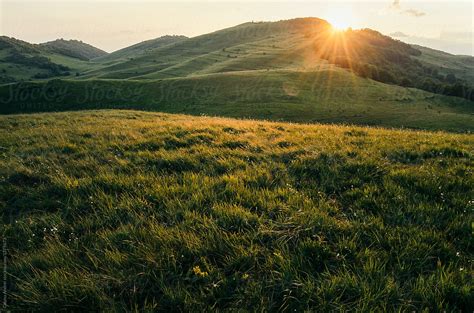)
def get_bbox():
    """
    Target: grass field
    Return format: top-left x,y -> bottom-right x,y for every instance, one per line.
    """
1,69 -> 473,132
1,110 -> 473,311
